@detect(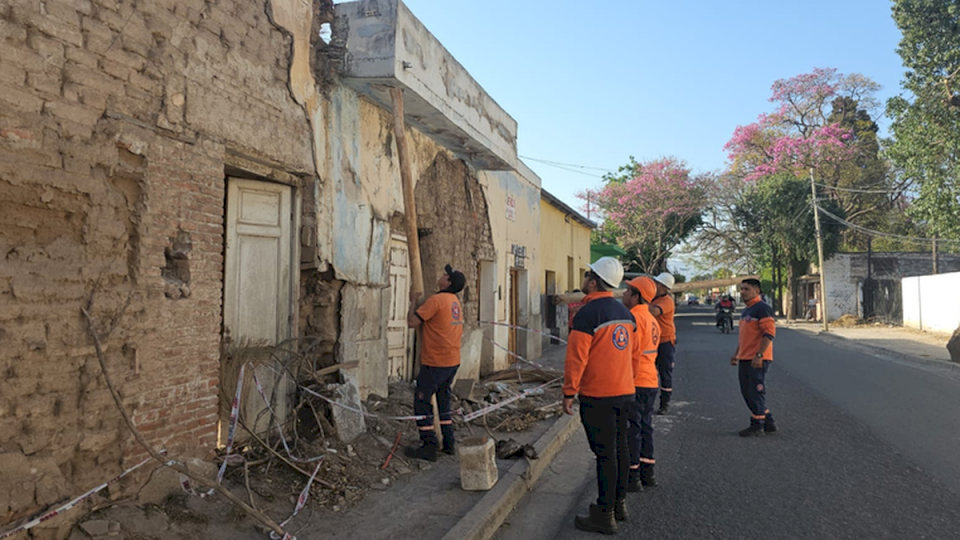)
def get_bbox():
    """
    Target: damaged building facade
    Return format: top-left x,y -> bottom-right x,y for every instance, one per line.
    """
0,0 -> 545,534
